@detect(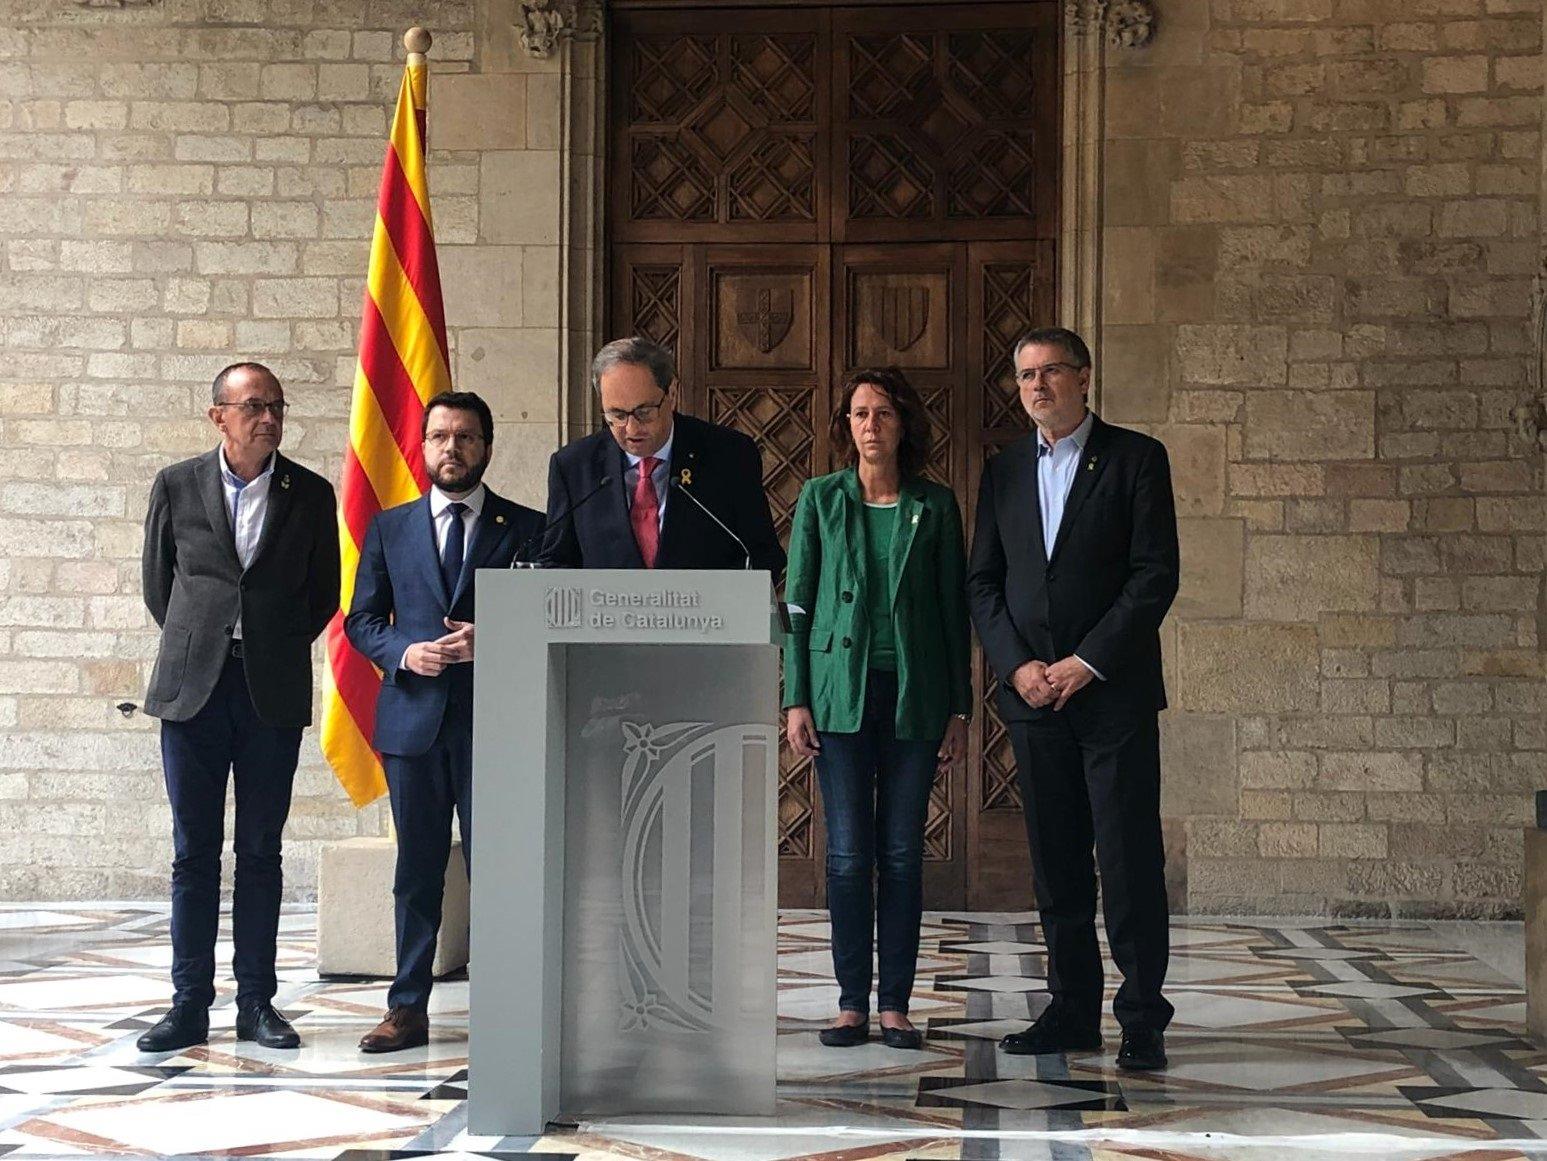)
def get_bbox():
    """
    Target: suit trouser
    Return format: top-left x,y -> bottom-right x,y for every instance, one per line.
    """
159,650 -> 302,1010
1008,697 -> 1172,1032
383,707 -> 472,1010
